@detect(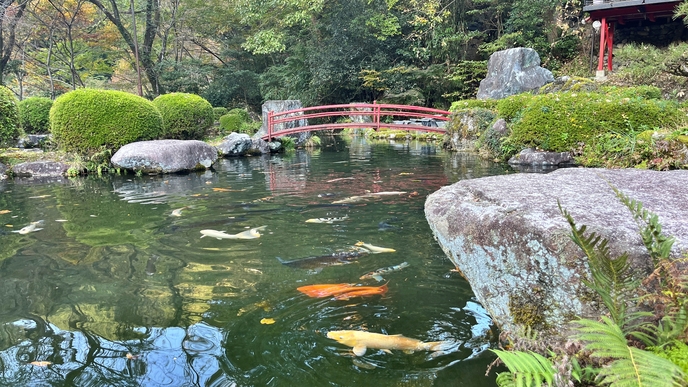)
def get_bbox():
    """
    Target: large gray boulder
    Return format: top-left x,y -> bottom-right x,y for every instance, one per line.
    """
12,161 -> 71,177
508,148 -> 575,166
0,162 -> 7,180
425,168 -> 688,340
477,48 -> 554,100
257,100 -> 310,145
217,133 -> 253,157
111,140 -> 218,174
